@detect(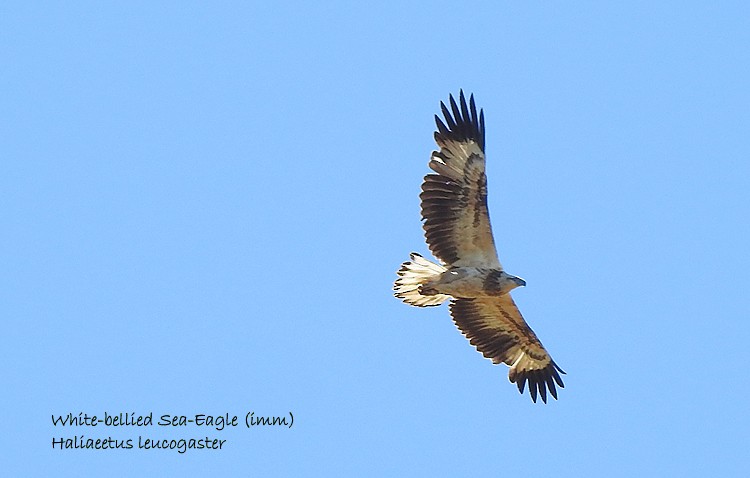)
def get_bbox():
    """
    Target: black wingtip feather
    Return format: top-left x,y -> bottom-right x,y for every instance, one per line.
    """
434,91 -> 485,152
546,374 -> 558,400
554,361 -> 567,375
434,115 -> 449,136
459,91 -> 470,125
479,110 -> 485,151
517,376 -> 526,394
440,102 -> 456,129
537,371 -> 548,404
512,362 -> 565,404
